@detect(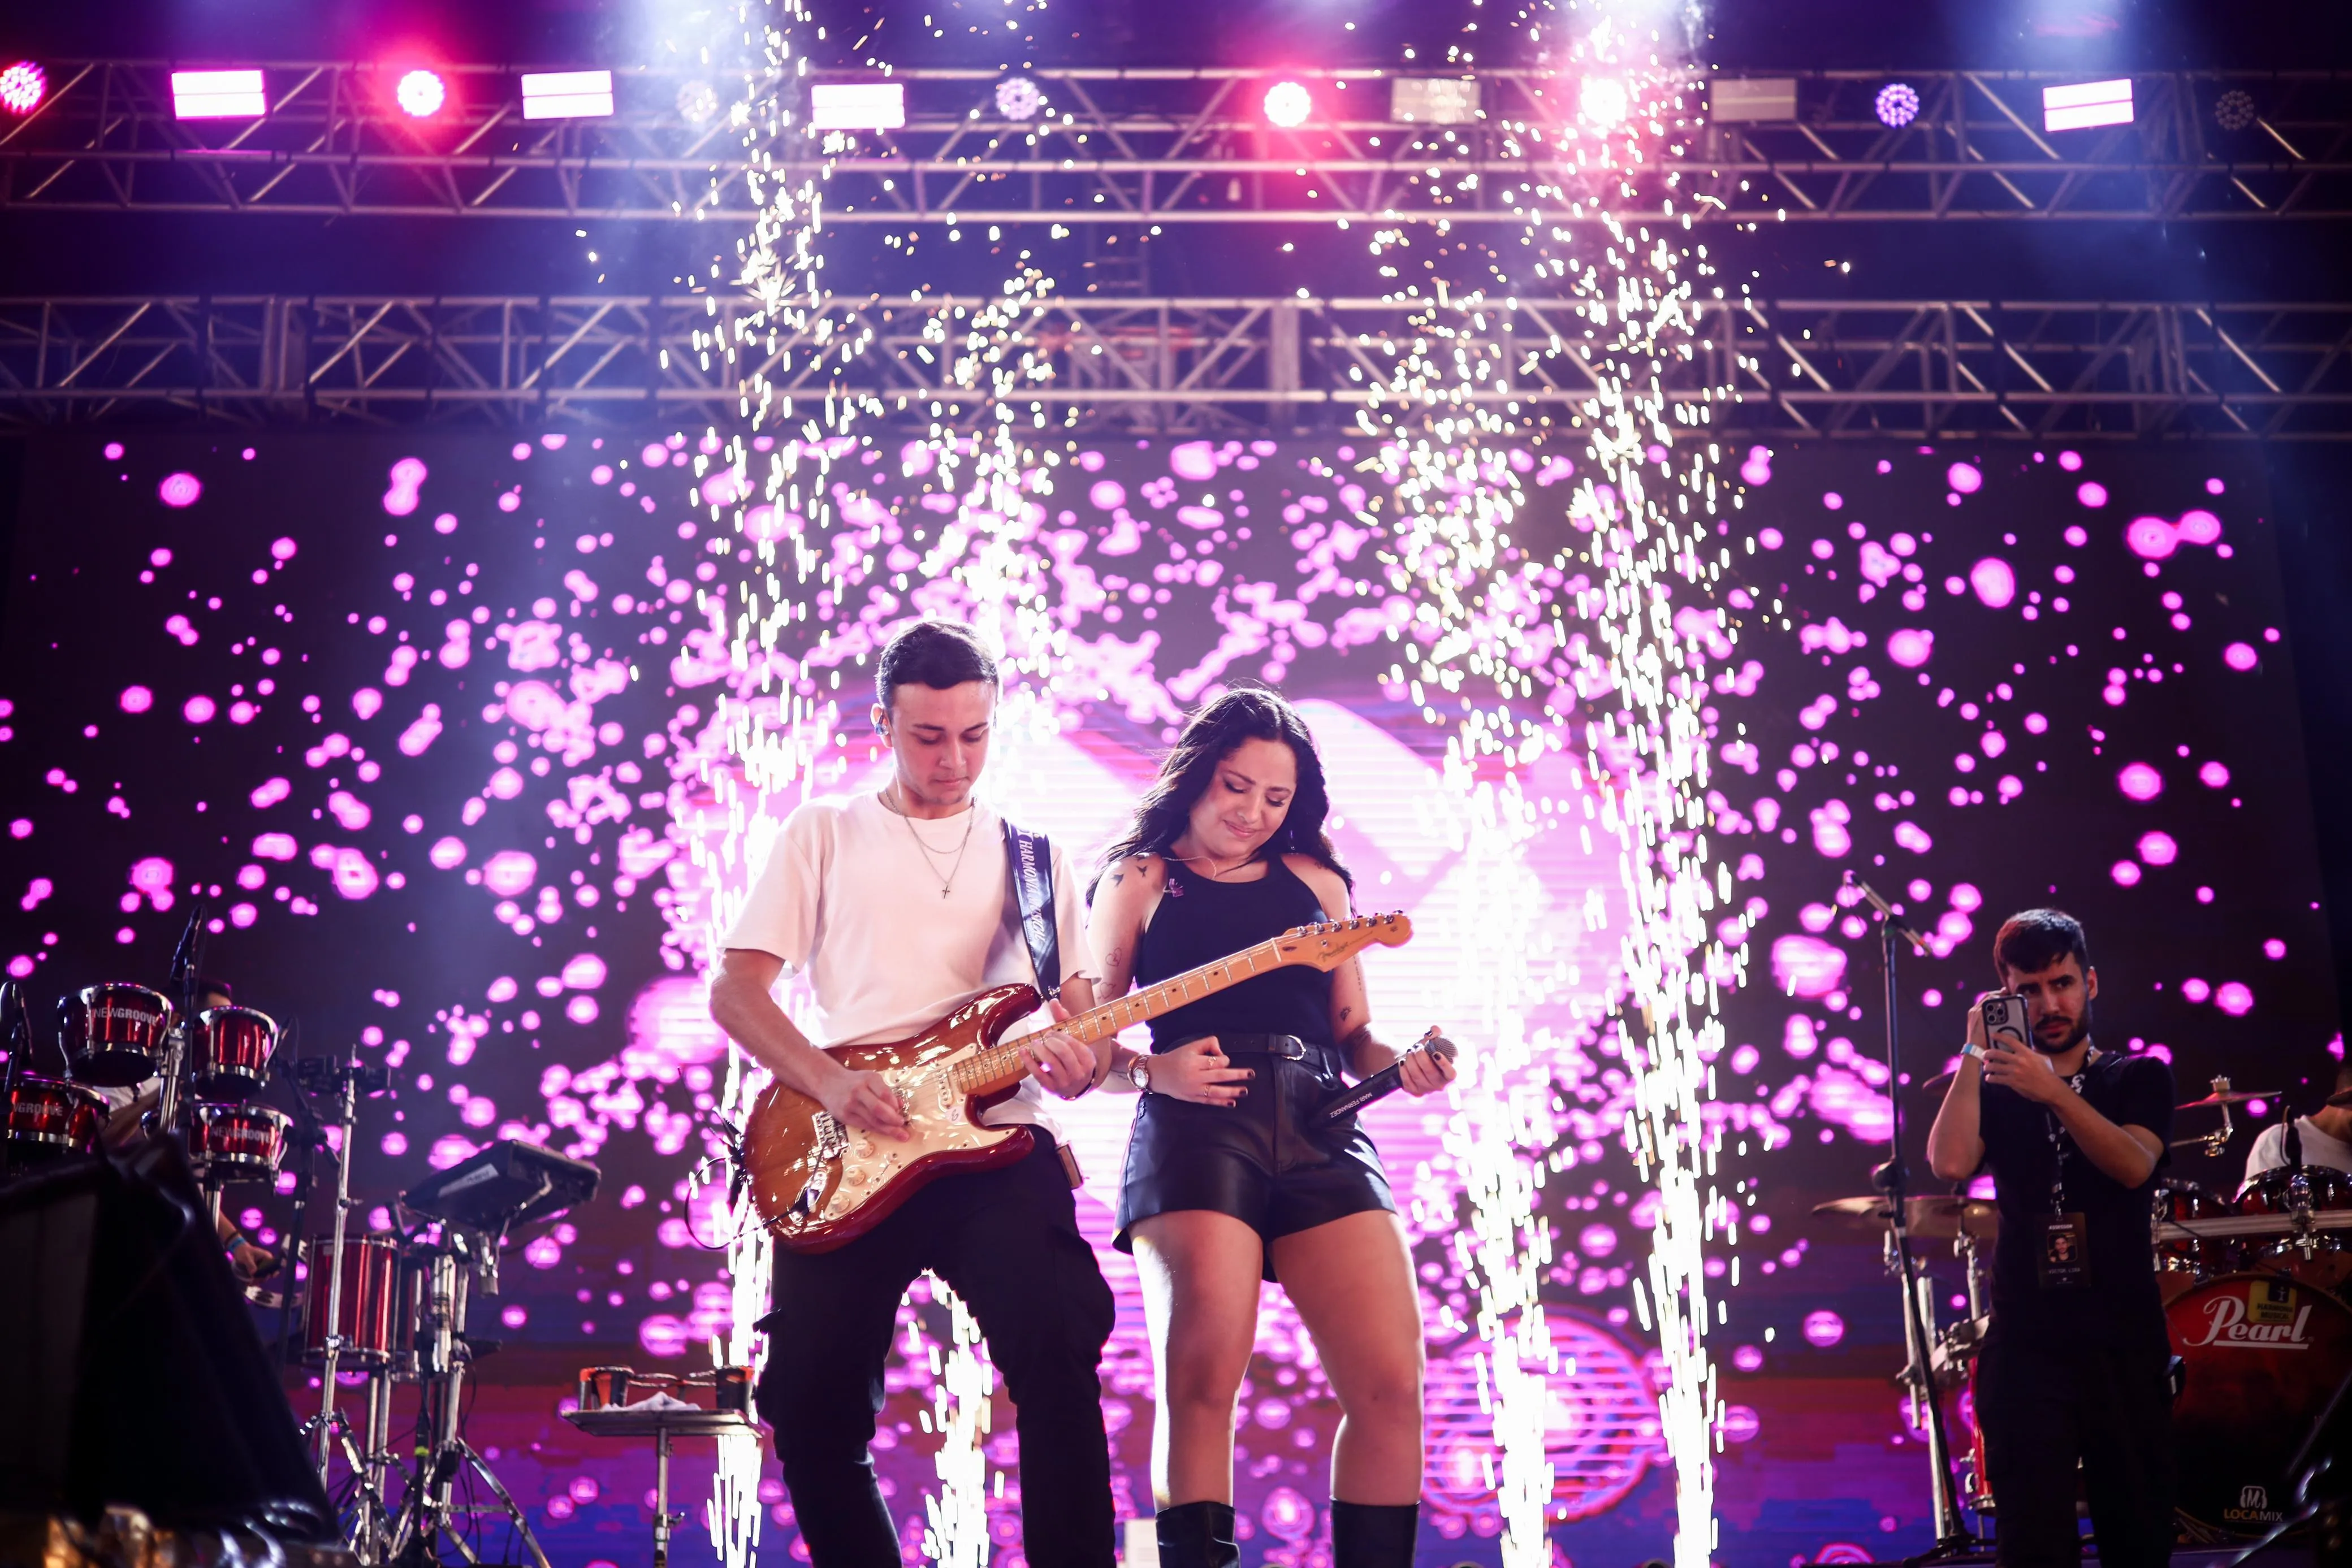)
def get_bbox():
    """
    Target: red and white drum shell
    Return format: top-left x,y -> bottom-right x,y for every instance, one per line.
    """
191,1005 -> 279,1101
301,1234 -> 404,1366
59,982 -> 174,1088
4,1076 -> 109,1166
2168,1272 -> 2352,1538
187,1102 -> 291,1183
